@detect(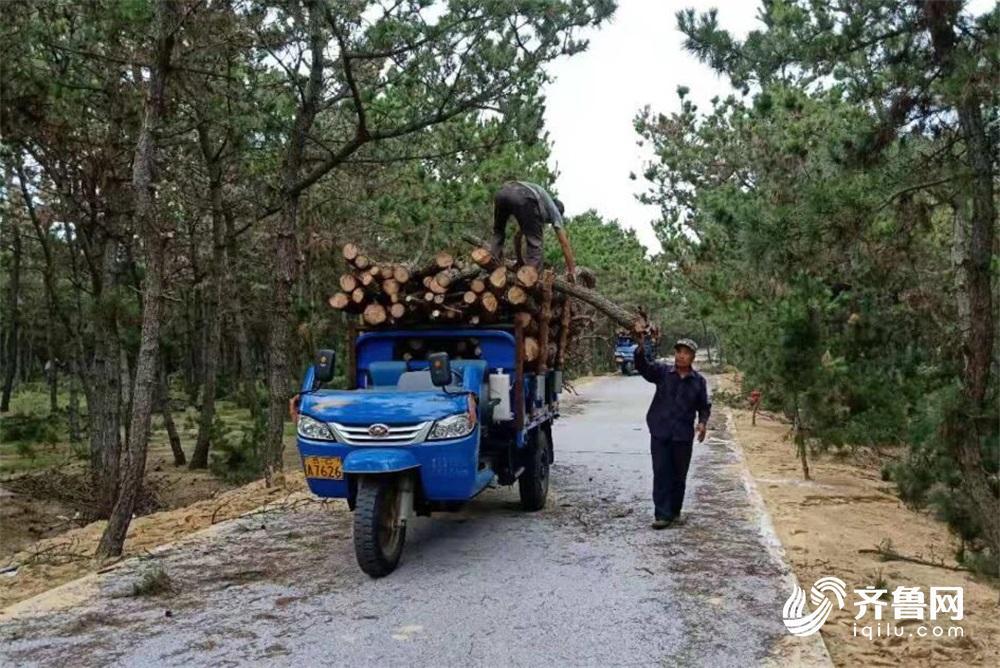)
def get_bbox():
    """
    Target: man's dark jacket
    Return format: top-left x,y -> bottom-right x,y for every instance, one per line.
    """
635,345 -> 711,441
